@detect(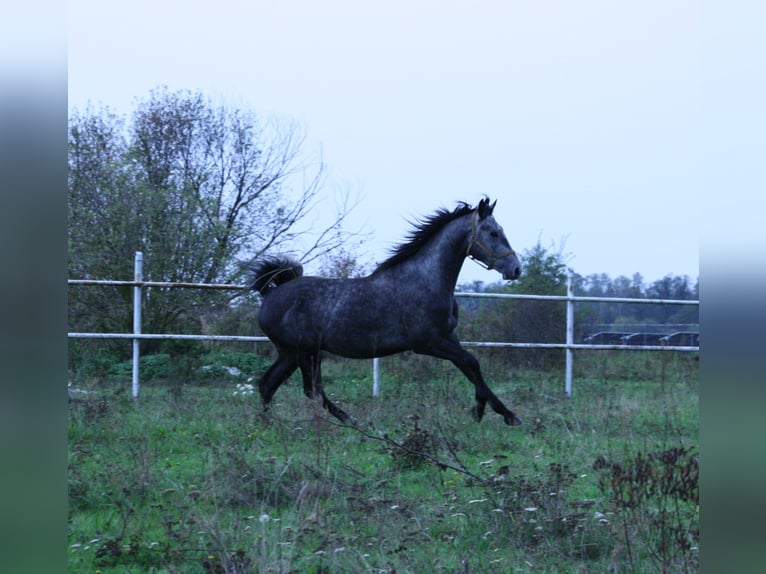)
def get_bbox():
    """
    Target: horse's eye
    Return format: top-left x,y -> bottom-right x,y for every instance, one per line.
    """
490,231 -> 499,238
